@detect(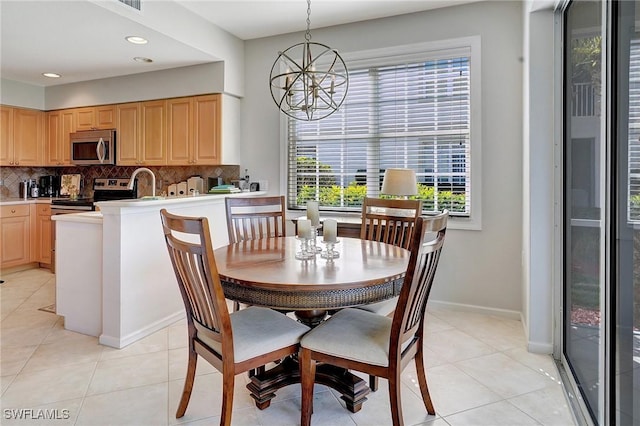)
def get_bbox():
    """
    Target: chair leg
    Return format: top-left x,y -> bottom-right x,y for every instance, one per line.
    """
415,345 -> 435,415
388,371 -> 404,426
221,370 -> 235,426
176,347 -> 198,418
300,348 -> 316,426
369,374 -> 379,391
233,301 -> 240,312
